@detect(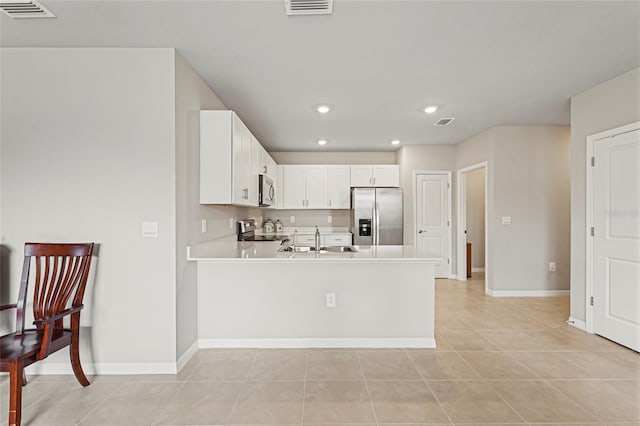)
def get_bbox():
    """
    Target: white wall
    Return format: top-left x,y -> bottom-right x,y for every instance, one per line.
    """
0,48 -> 177,369
454,126 -> 570,293
570,67 -> 640,321
491,126 -> 571,292
465,168 -> 485,269
396,145 -> 456,248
